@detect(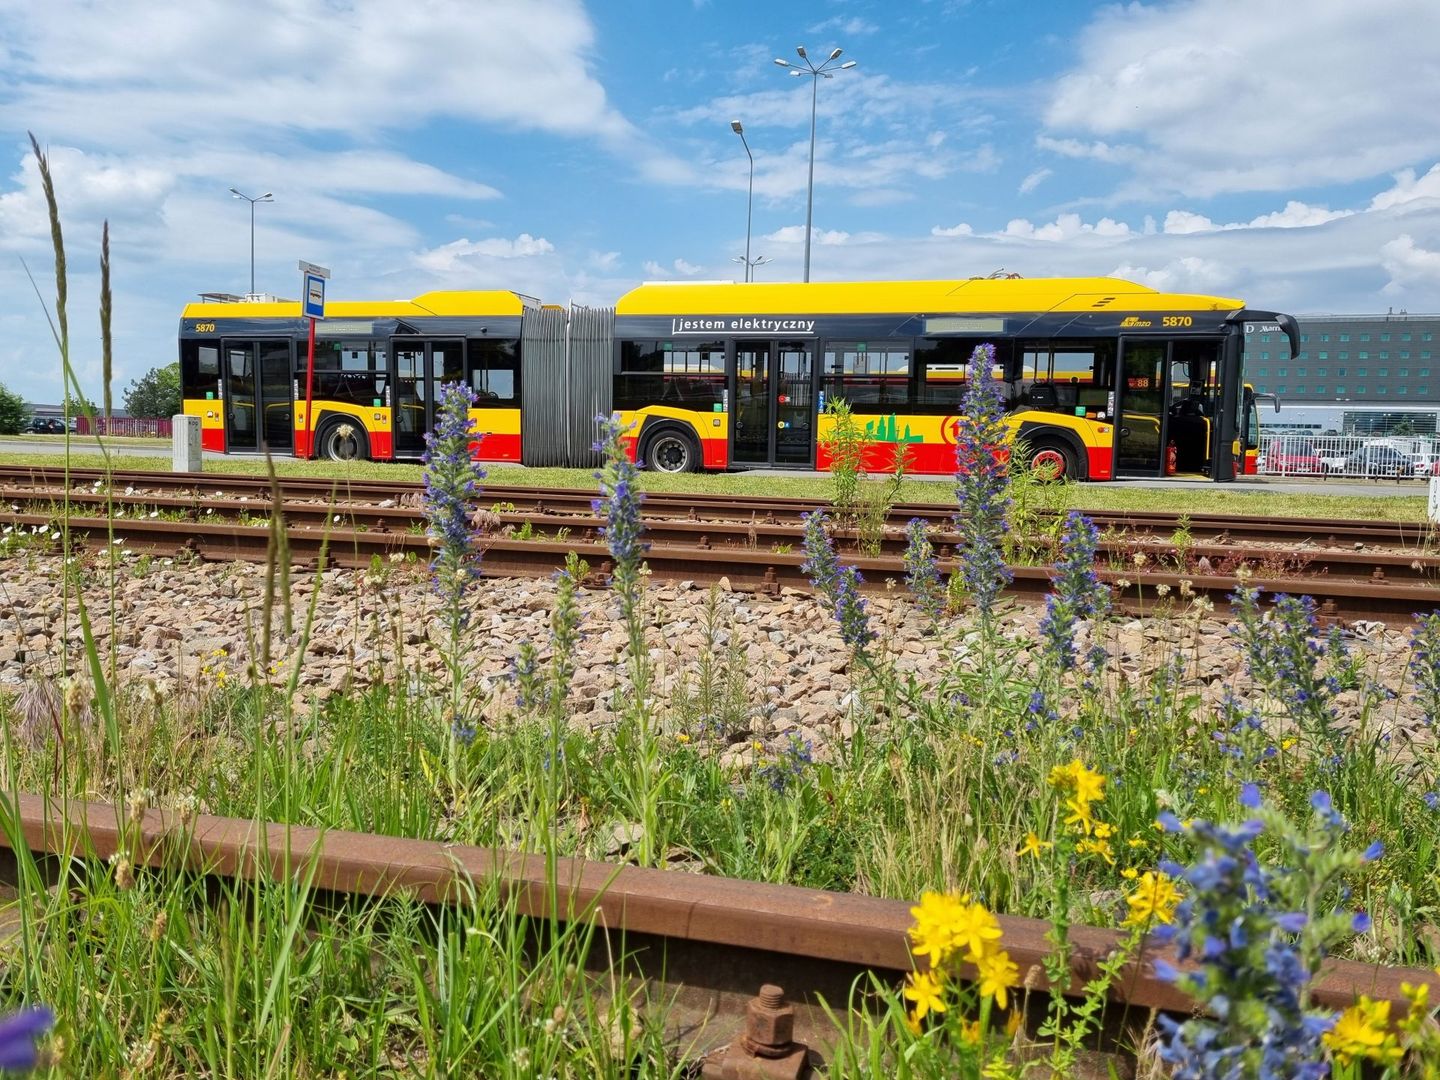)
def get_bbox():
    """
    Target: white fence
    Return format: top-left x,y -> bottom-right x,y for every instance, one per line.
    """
1256,433 -> 1440,480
